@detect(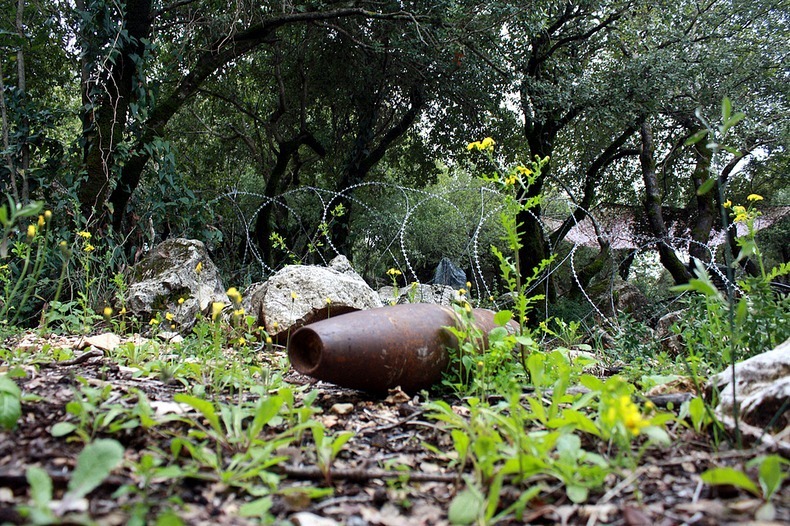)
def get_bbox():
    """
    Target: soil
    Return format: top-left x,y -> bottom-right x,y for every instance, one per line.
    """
1,332 -> 788,526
